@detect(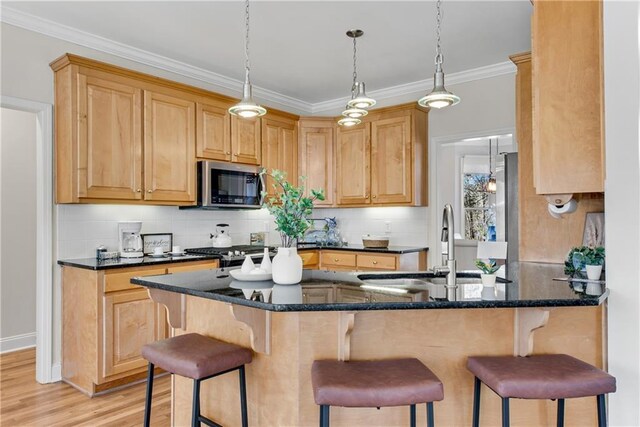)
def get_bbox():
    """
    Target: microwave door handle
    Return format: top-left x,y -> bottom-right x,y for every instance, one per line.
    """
259,170 -> 266,206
